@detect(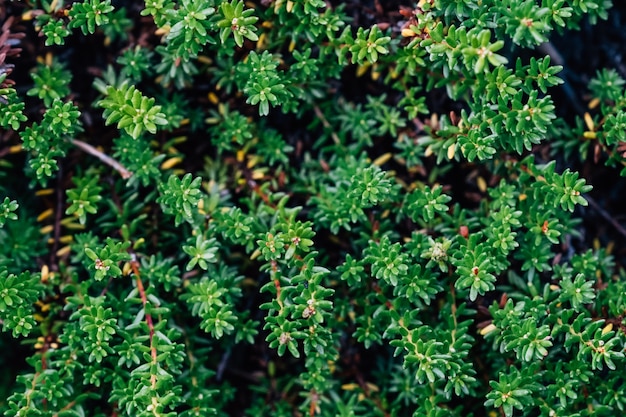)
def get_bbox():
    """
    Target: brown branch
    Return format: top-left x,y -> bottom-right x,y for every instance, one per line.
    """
0,16 -> 24,88
536,41 -> 586,116
129,253 -> 158,388
313,105 -> 340,145
71,139 -> 132,179
49,163 -> 64,266
586,195 -> 626,240
52,400 -> 77,417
